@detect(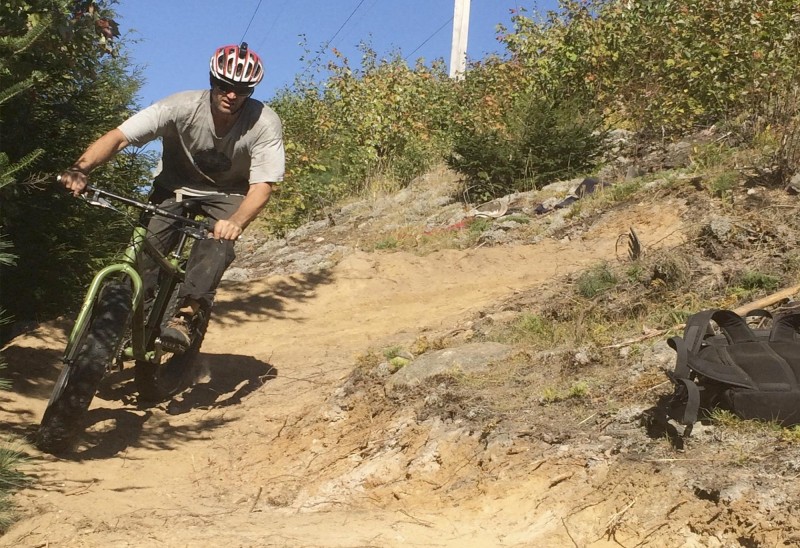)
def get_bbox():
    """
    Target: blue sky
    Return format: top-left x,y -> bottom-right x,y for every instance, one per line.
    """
115,1 -> 559,106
